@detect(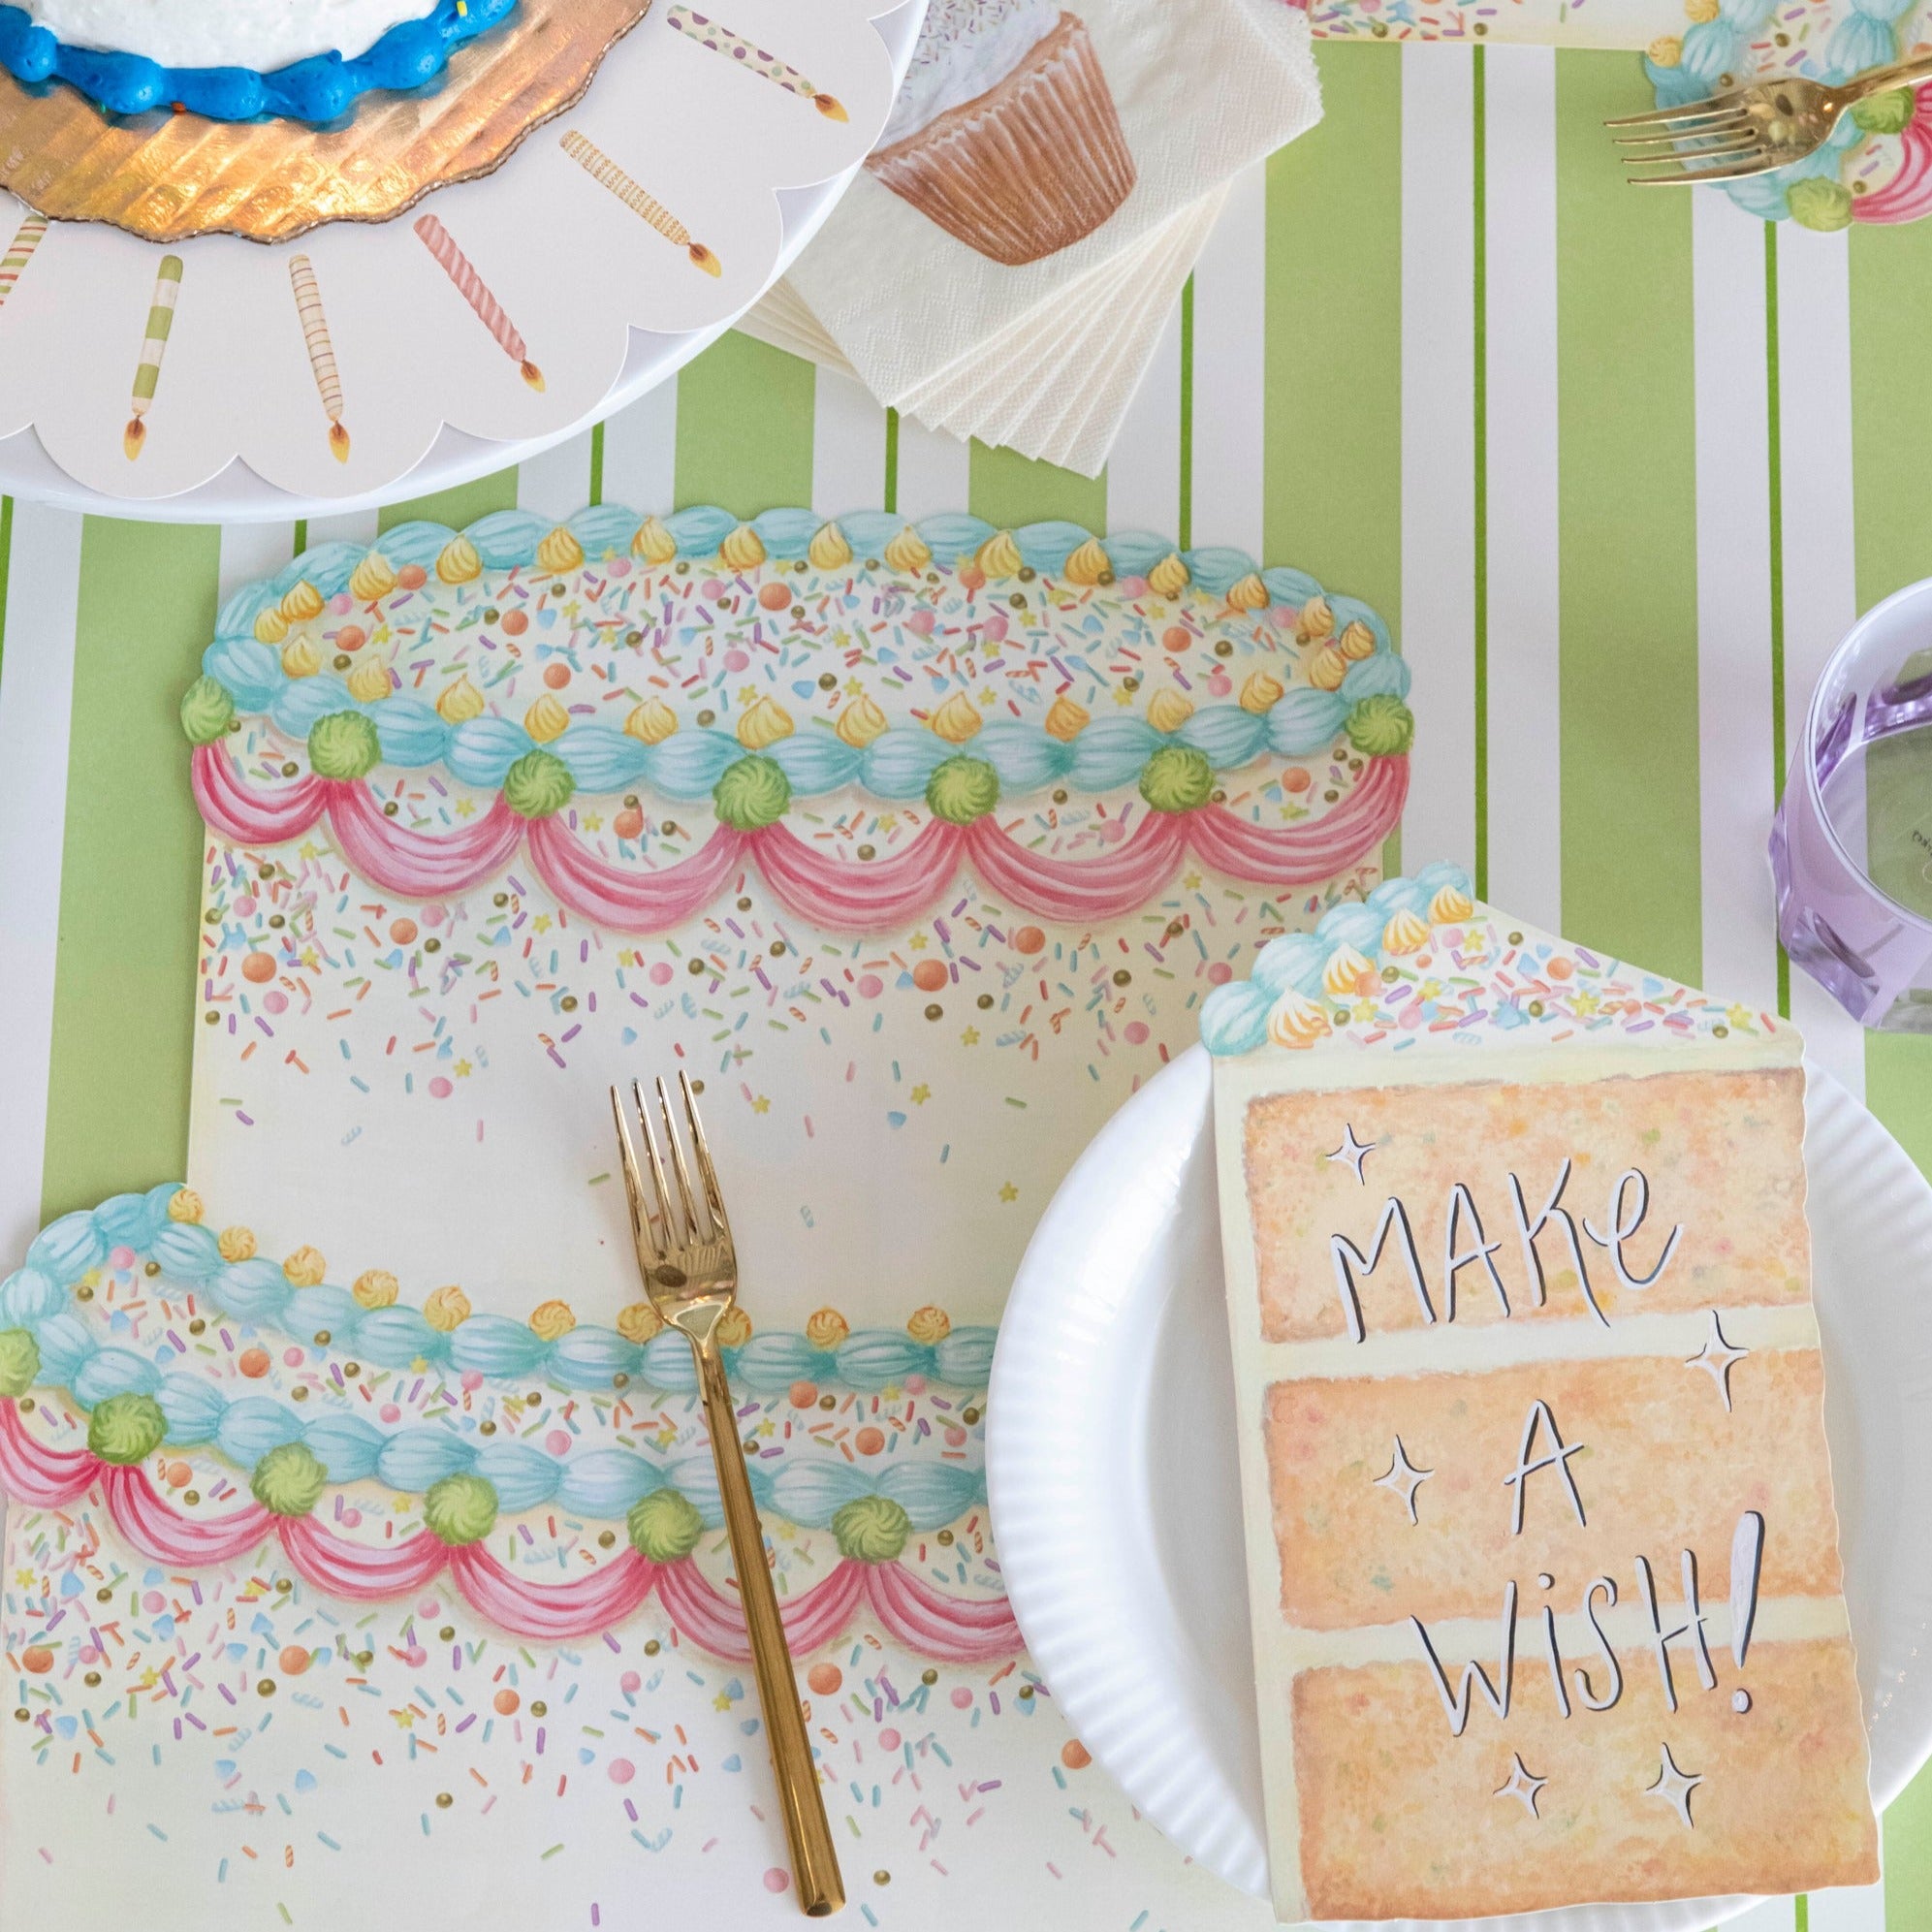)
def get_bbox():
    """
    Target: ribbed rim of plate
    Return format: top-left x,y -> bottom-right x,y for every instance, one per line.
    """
987,1052 -> 1932,1928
